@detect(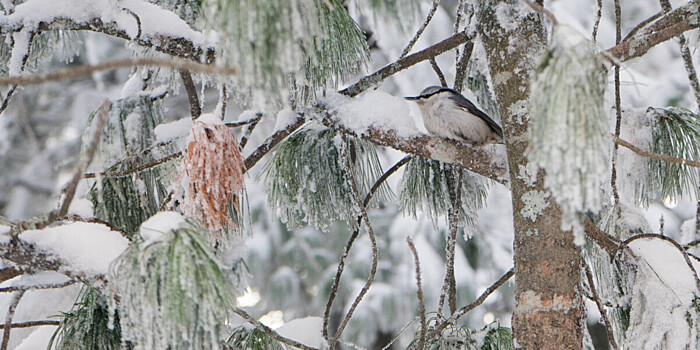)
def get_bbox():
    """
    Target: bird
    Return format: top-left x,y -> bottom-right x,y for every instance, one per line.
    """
405,86 -> 503,146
